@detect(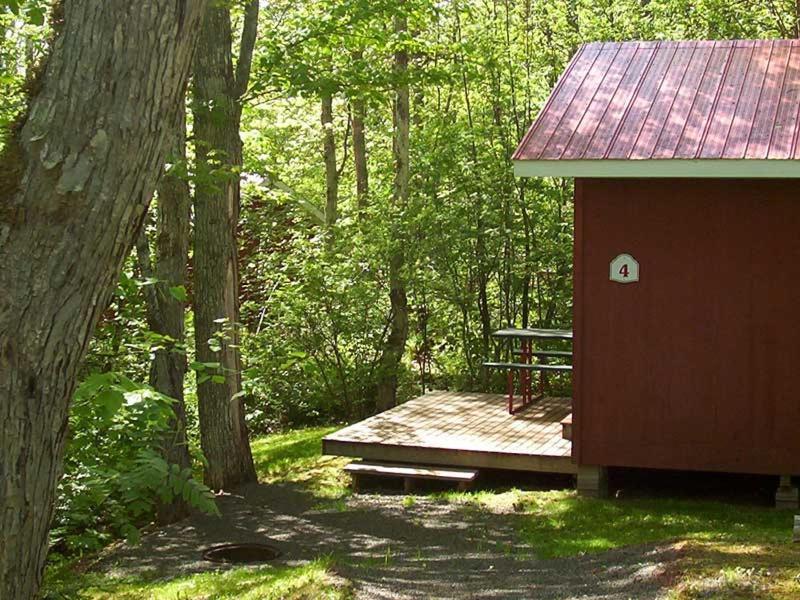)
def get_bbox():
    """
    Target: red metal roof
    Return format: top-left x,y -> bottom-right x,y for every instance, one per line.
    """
513,40 -> 800,162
